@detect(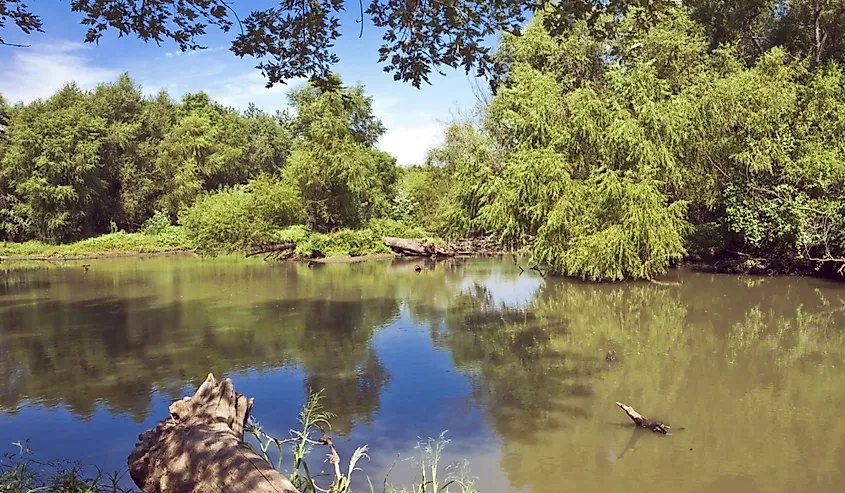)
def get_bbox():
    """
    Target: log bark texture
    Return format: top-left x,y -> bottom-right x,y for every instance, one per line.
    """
615,401 -> 669,434
128,373 -> 300,493
384,237 -> 452,258
383,235 -> 504,258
